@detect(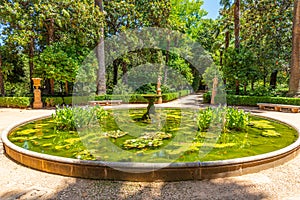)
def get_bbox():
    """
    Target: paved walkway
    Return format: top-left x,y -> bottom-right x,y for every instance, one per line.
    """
0,95 -> 300,200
